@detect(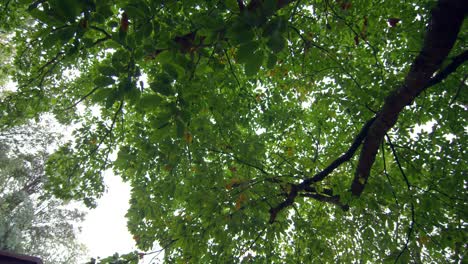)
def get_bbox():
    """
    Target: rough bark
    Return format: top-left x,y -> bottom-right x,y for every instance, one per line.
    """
269,0 -> 467,222
351,0 -> 467,196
